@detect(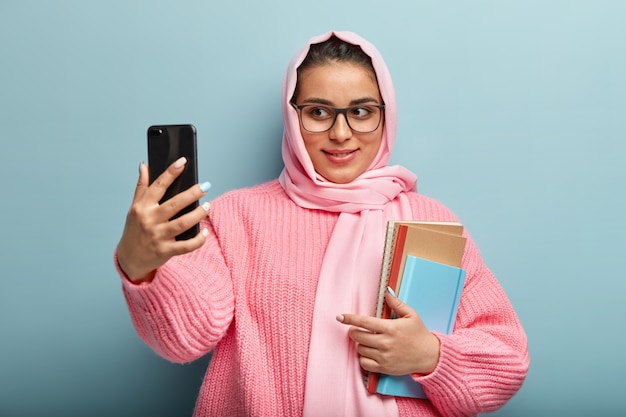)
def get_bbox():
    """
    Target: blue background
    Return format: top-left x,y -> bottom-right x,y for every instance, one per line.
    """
1,1 -> 625,416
